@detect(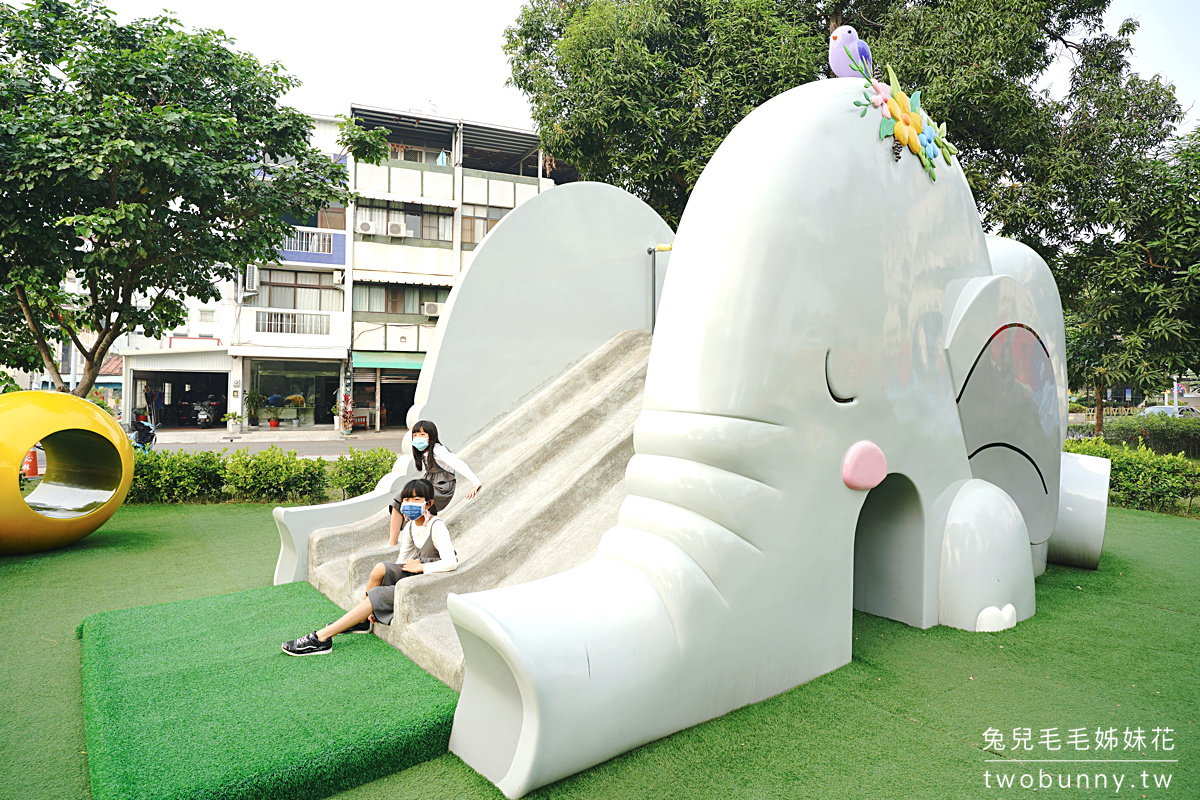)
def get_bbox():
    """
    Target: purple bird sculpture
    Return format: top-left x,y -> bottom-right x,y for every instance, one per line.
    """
829,25 -> 872,78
